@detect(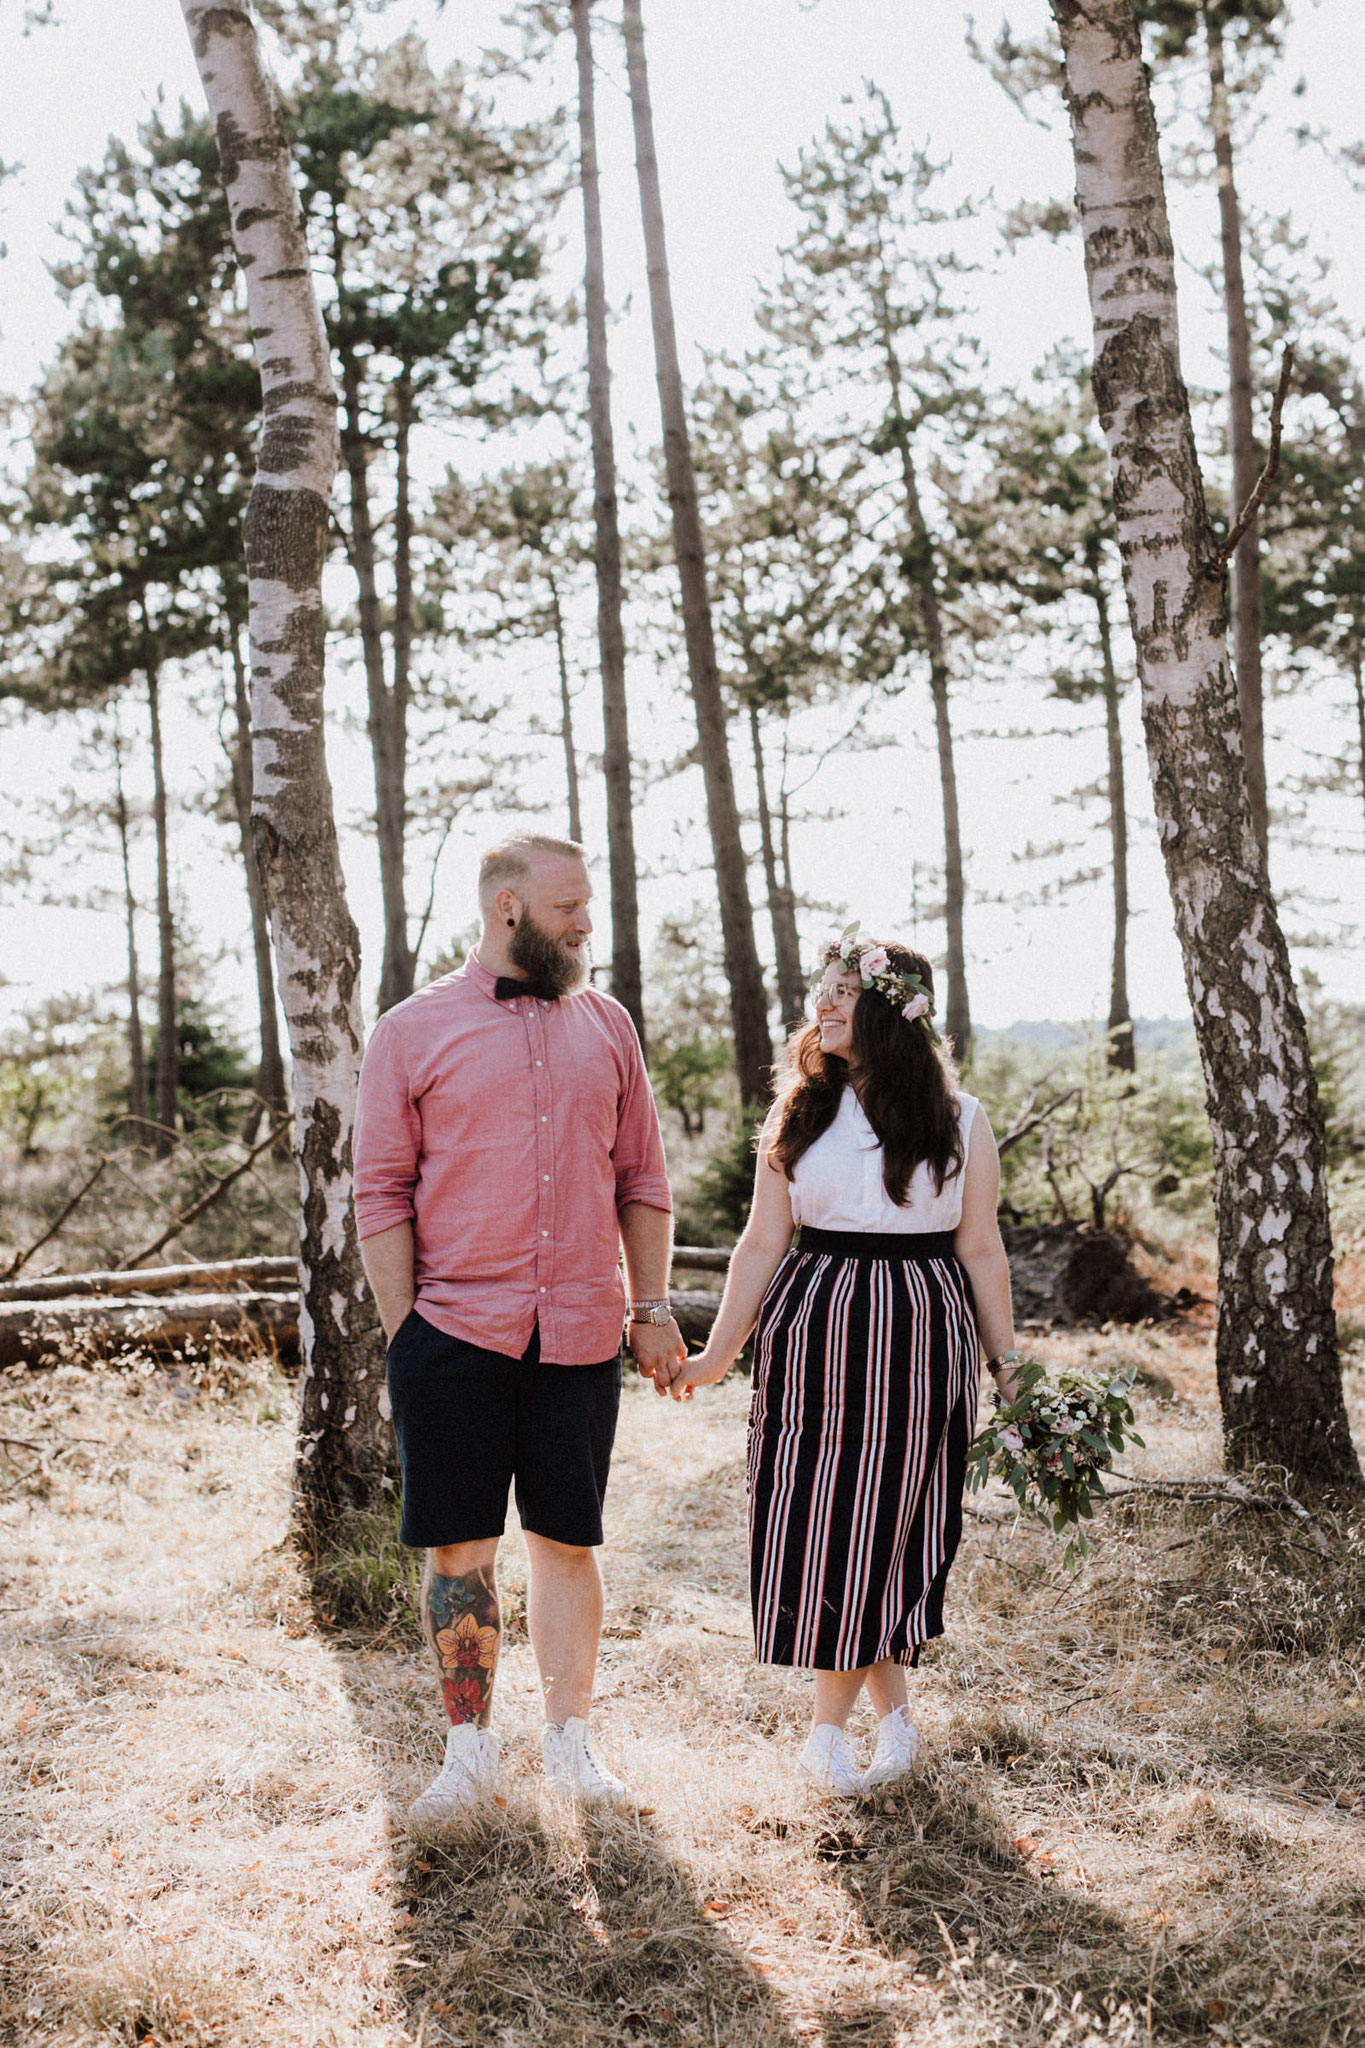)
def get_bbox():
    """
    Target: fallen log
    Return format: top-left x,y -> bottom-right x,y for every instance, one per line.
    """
670,1245 -> 731,1274
0,1292 -> 298,1371
2,1287 -> 715,1372
2,1248 -> 726,1306
670,1289 -> 723,1347
0,1255 -> 297,1305
0,1227 -> 1170,1353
